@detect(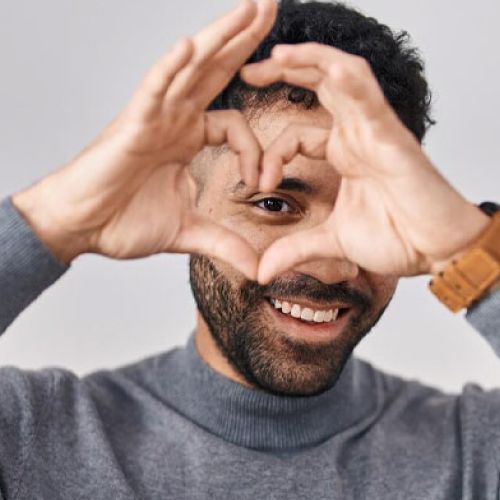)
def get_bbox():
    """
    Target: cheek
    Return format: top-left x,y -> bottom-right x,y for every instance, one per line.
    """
201,200 -> 295,256
225,217 -> 295,256
367,274 -> 398,308
209,255 -> 249,295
